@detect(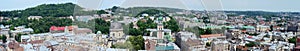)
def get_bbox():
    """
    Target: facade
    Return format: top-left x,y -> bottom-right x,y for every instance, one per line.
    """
0,17 -> 2,22
75,16 -> 96,22
296,34 -> 300,50
109,22 -> 124,39
211,40 -> 230,51
257,25 -> 271,32
10,26 -> 34,38
181,38 -> 205,51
